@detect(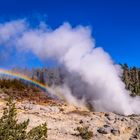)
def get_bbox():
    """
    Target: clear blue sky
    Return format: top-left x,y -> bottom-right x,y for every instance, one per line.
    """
0,0 -> 140,67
